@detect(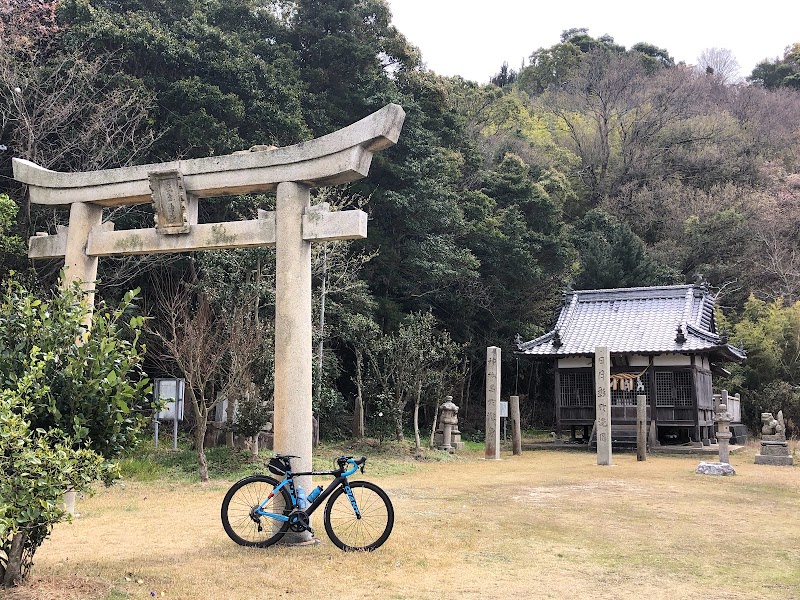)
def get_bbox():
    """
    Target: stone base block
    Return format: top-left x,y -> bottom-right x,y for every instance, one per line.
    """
434,432 -> 463,448
696,461 -> 736,476
759,443 -> 790,456
754,454 -> 794,466
434,441 -> 465,453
